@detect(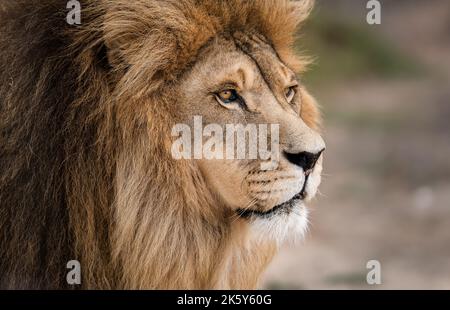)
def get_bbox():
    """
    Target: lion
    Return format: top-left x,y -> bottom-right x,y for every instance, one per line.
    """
0,0 -> 324,289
